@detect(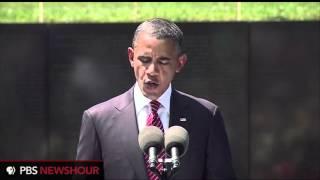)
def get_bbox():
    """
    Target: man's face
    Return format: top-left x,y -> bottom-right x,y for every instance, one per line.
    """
128,32 -> 187,100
